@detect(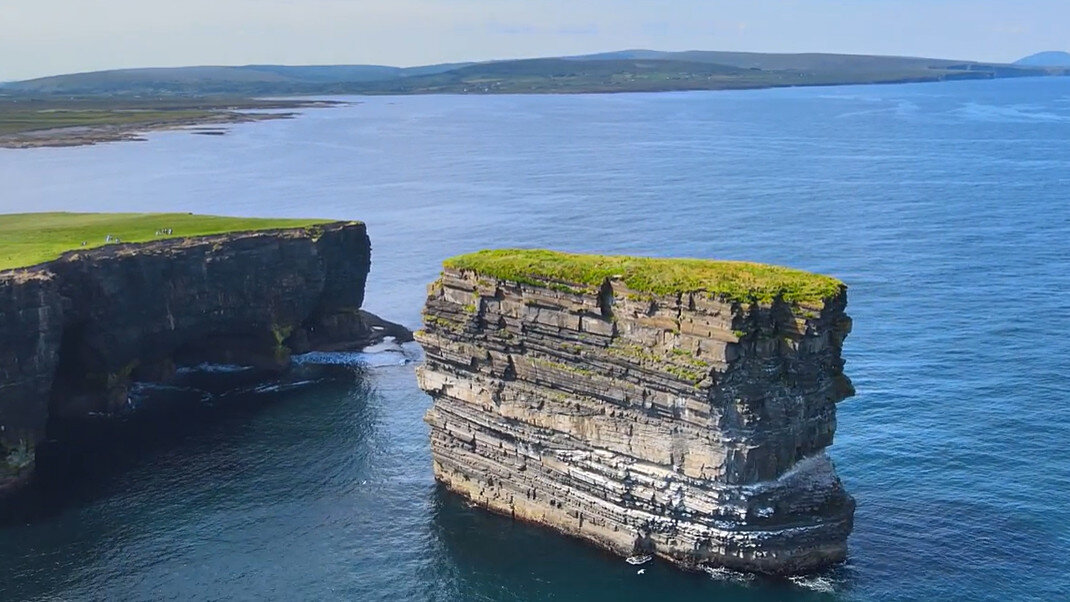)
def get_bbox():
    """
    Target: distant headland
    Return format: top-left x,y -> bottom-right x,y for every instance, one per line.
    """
2,49 -> 1067,149
7,49 -> 1066,97
1015,51 -> 1070,67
